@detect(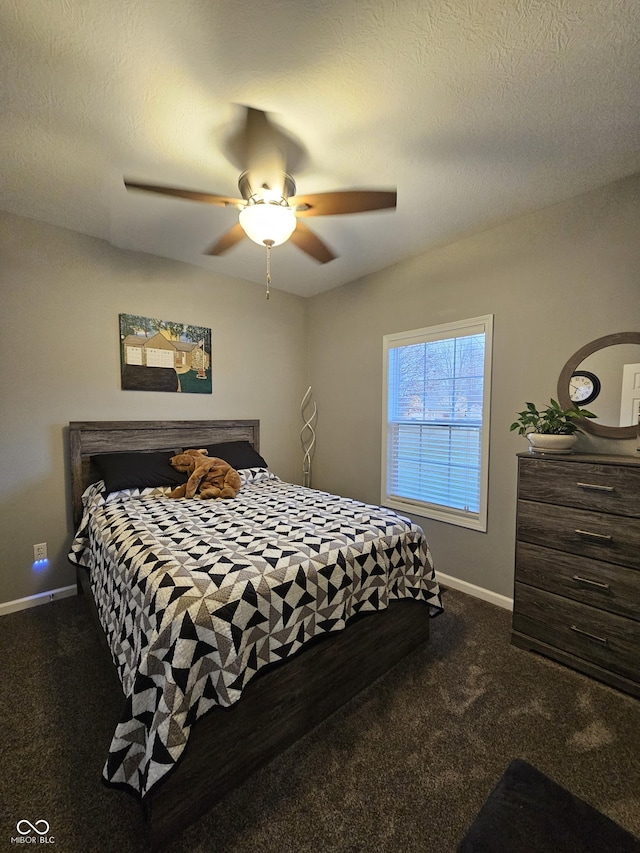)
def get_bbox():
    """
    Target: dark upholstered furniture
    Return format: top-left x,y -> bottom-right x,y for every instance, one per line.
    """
458,758 -> 640,852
